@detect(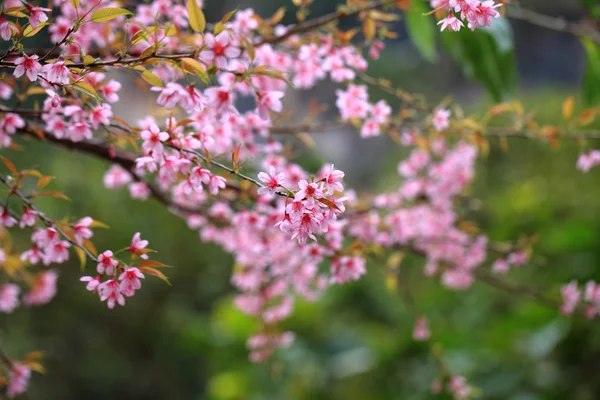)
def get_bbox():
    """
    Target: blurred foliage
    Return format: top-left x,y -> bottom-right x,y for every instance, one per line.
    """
2,1 -> 600,400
